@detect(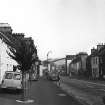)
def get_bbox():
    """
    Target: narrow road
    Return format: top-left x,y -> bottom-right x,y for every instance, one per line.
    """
0,76 -> 82,105
29,76 -> 82,105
